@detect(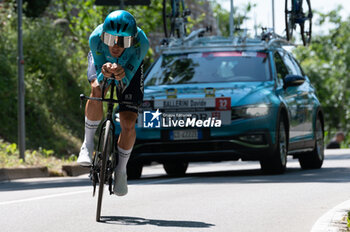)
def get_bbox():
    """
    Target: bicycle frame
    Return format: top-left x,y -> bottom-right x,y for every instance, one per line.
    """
98,79 -> 117,146
80,76 -> 140,221
95,80 -> 117,192
80,78 -> 137,195
171,0 -> 184,17
292,0 -> 302,12
163,0 -> 189,38
292,0 -> 311,24
285,0 -> 312,45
